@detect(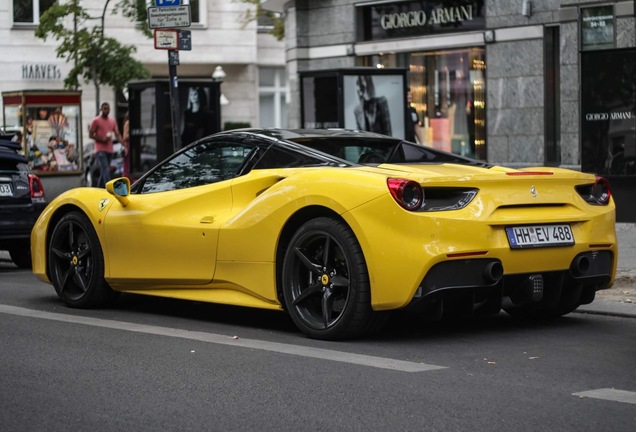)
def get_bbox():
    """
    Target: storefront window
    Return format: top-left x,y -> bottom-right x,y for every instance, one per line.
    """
581,49 -> 636,176
360,47 -> 486,160
2,91 -> 83,174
